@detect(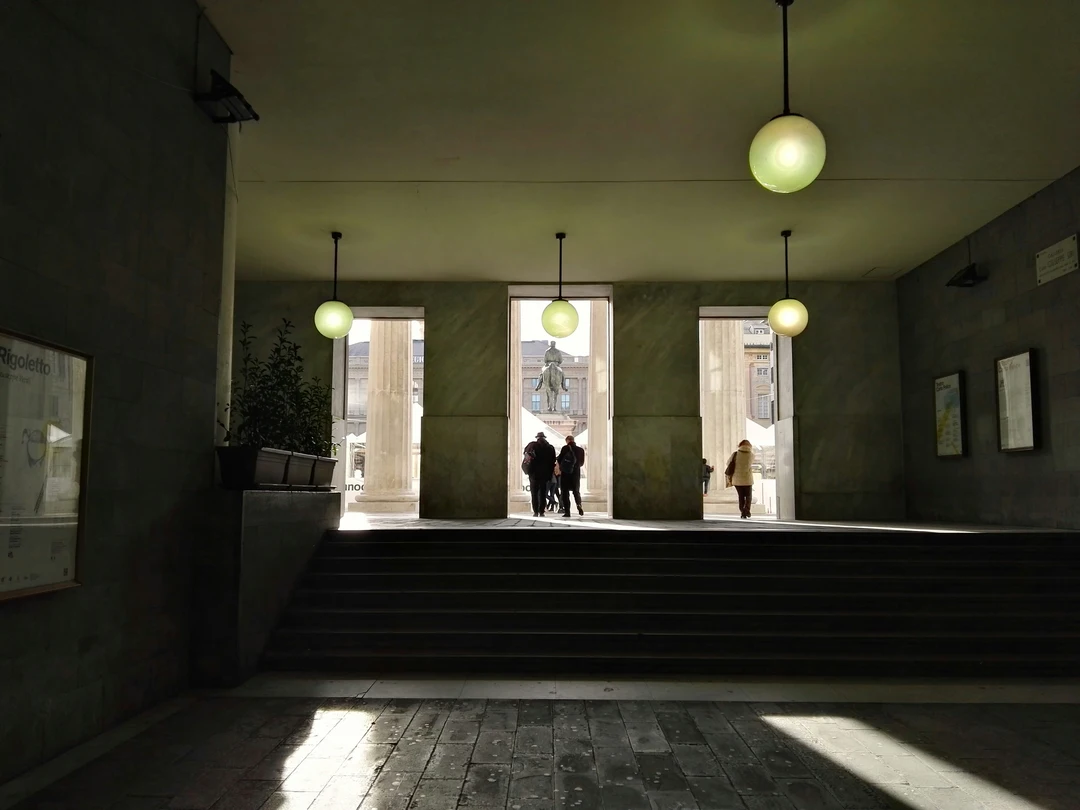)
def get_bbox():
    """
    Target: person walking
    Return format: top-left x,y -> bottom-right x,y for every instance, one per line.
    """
724,440 -> 755,518
523,432 -> 557,517
547,463 -> 561,512
557,434 -> 586,517
701,458 -> 715,495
